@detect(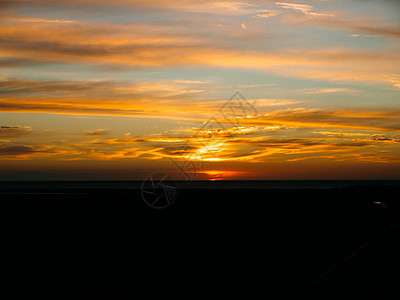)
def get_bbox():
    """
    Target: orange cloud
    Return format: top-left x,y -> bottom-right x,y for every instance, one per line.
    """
1,116 -> 399,165
1,0 -> 282,16
248,108 -> 400,132
1,15 -> 399,87
0,125 -> 31,138
305,88 -> 359,94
